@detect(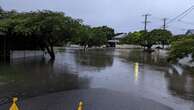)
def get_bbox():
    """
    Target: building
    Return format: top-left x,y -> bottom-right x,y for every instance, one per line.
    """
185,29 -> 194,35
107,33 -> 128,47
114,33 -> 128,40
